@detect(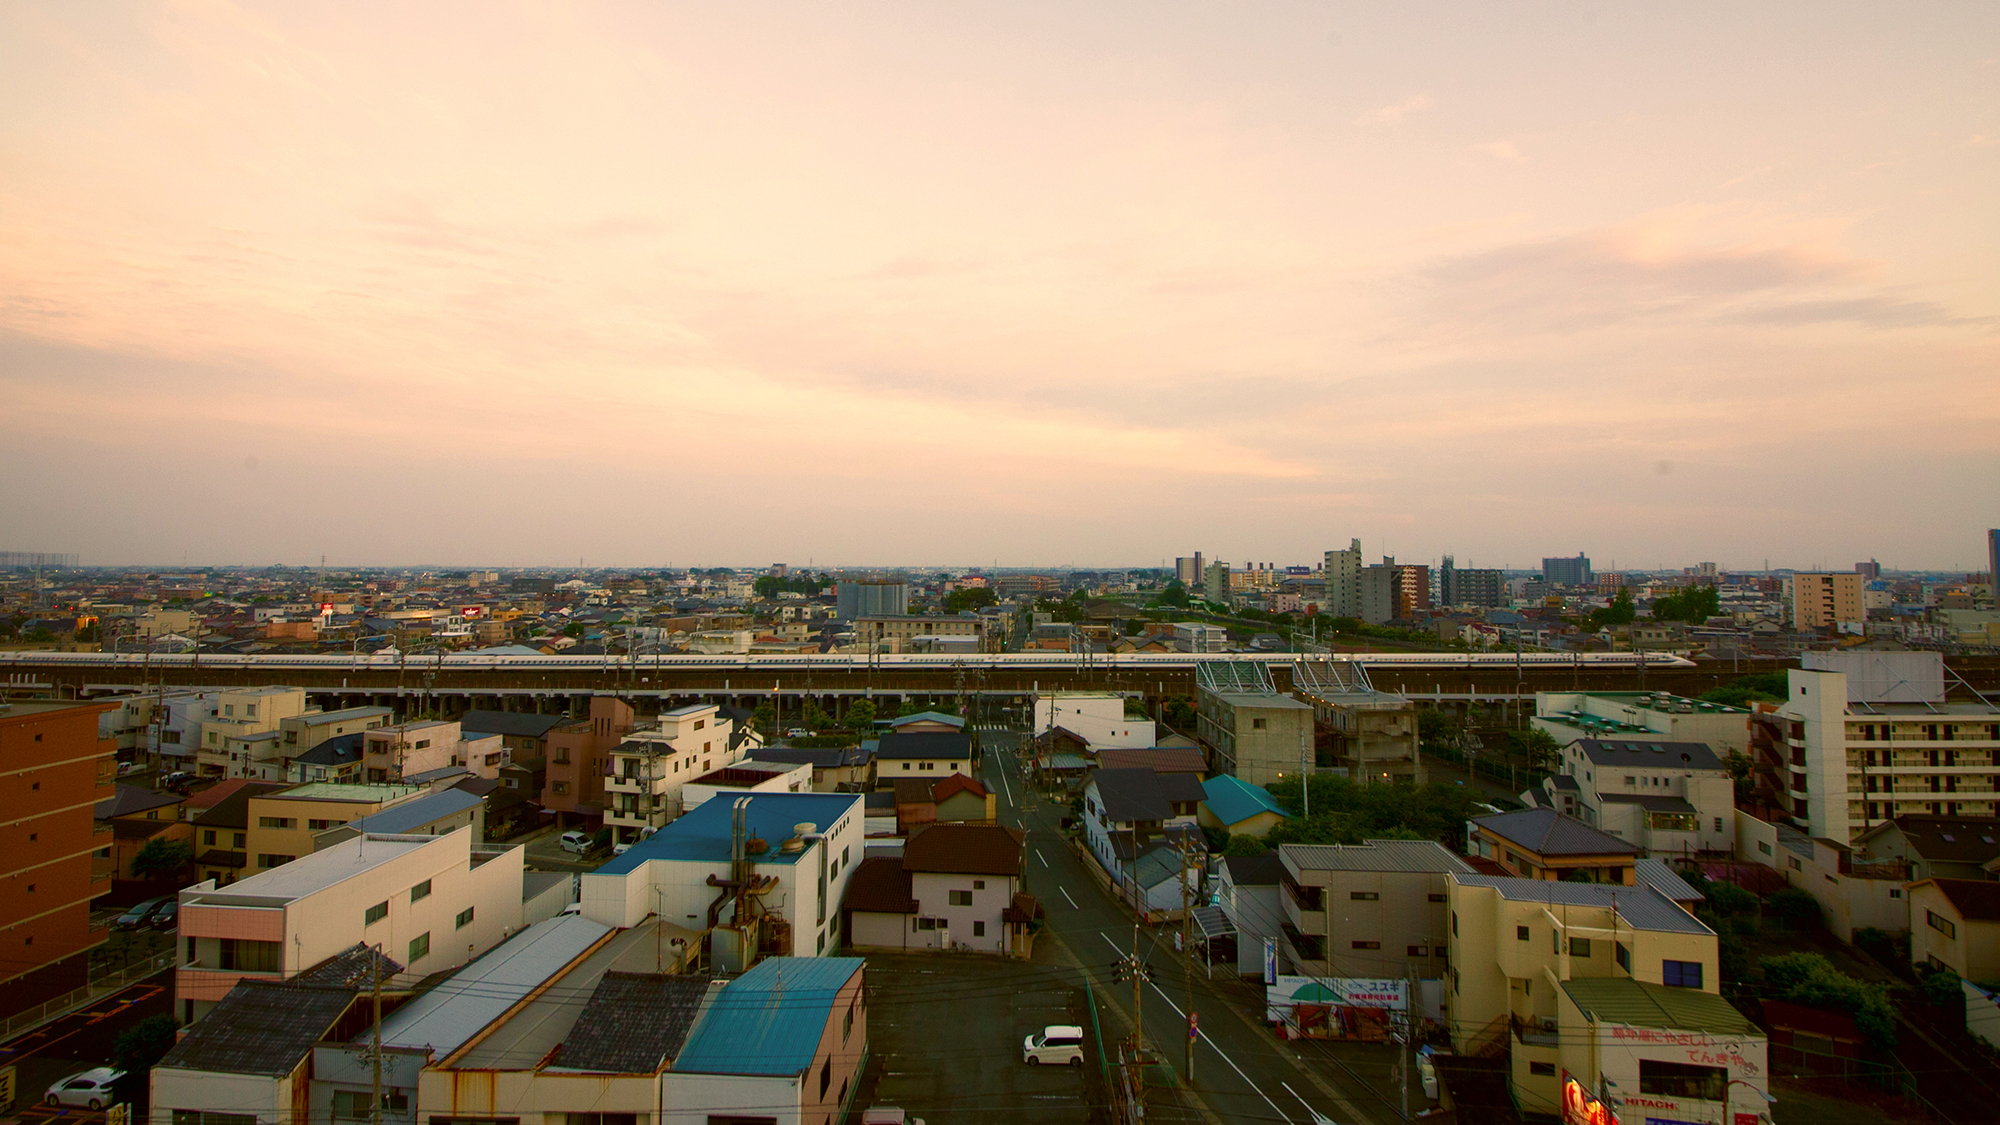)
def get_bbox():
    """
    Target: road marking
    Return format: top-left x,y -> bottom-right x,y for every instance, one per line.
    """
1281,1081 -> 1316,1117
1035,849 -> 1048,868
1148,982 -> 1294,1125
1060,886 -> 1079,909
994,763 -> 1015,805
